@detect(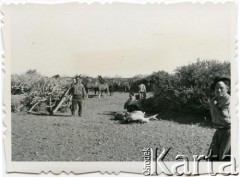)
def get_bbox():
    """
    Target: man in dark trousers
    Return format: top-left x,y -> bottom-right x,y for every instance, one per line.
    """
70,76 -> 86,117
